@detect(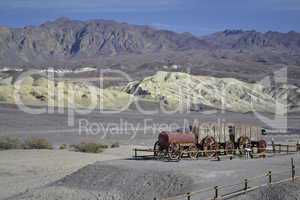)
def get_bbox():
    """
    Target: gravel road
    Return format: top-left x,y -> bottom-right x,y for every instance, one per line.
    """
1,104 -> 300,200
3,152 -> 300,200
